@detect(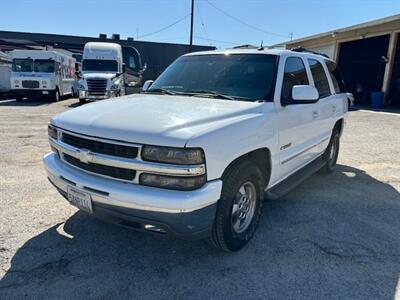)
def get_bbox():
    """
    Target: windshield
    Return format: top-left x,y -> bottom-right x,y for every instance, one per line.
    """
34,59 -> 55,73
148,54 -> 278,101
82,59 -> 118,72
12,59 -> 33,72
